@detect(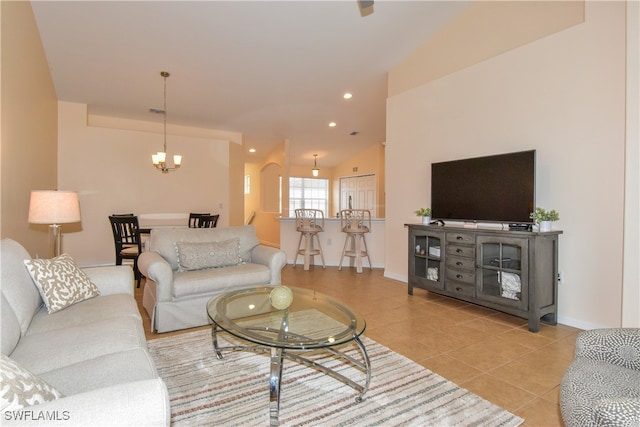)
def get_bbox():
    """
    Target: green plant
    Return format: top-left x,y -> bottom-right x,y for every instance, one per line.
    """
414,208 -> 432,217
530,207 -> 560,223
